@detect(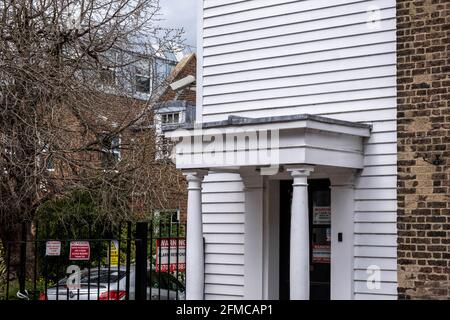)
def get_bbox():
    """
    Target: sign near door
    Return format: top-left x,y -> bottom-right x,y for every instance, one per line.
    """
312,244 -> 331,263
313,206 -> 331,224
